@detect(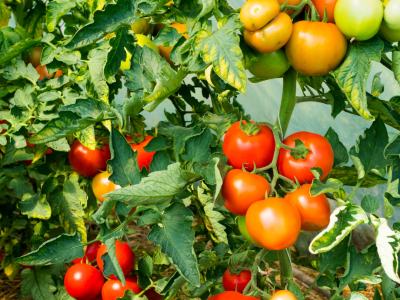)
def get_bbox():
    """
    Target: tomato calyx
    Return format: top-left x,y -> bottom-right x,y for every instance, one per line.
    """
126,133 -> 146,144
289,139 -> 311,159
305,1 -> 322,22
239,119 -> 261,136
